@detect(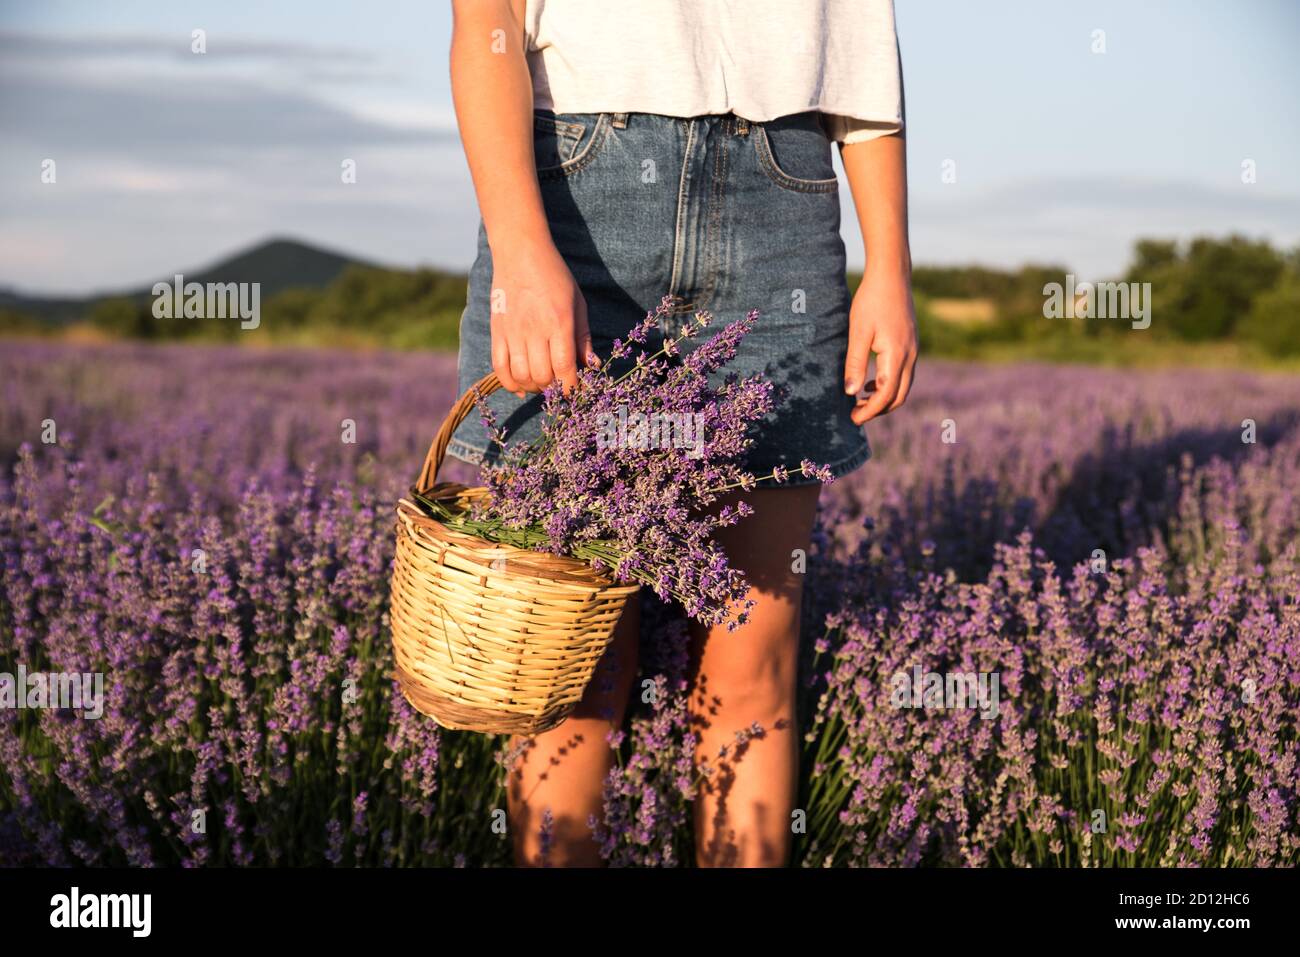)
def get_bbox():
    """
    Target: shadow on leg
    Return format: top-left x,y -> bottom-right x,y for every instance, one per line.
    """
505,598 -> 640,866
687,484 -> 821,867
